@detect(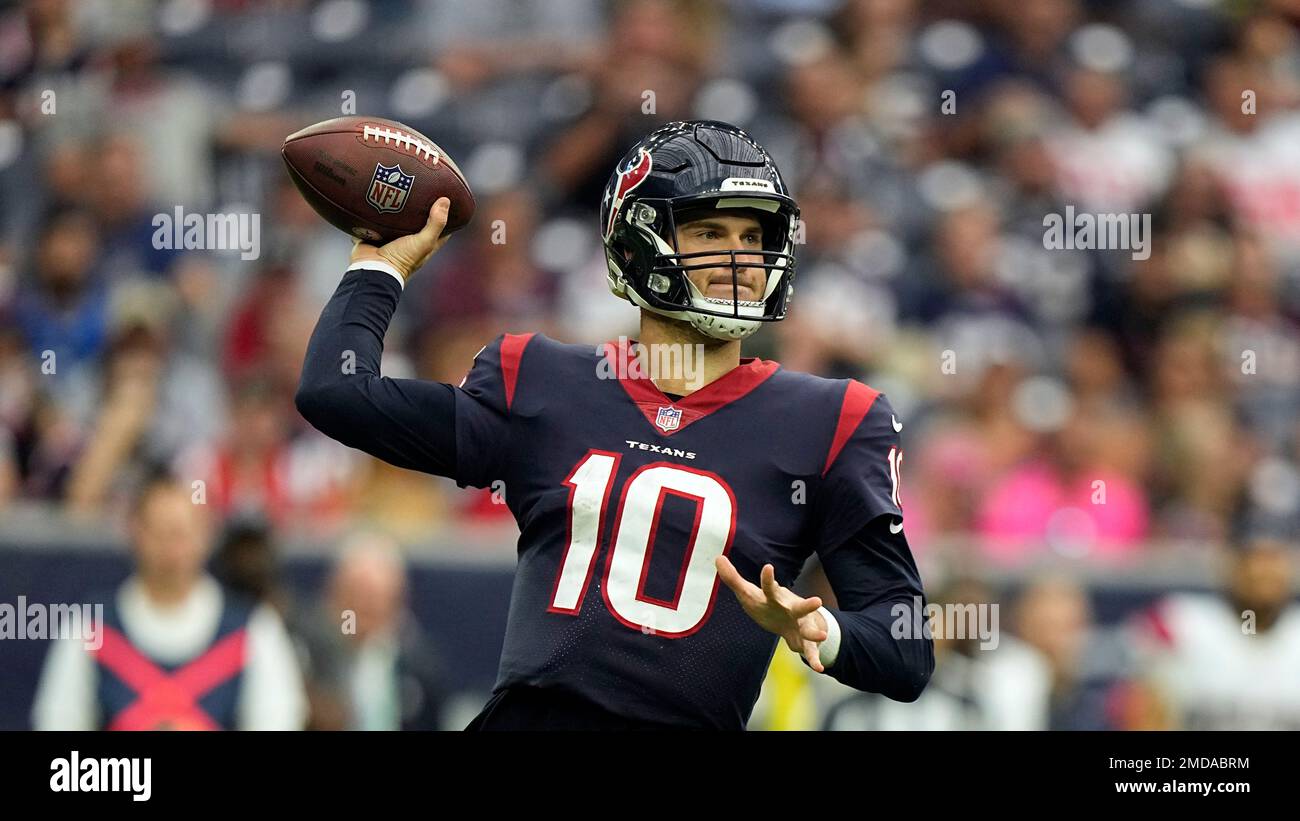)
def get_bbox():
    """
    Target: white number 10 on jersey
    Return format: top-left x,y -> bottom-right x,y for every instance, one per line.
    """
548,450 -> 737,637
